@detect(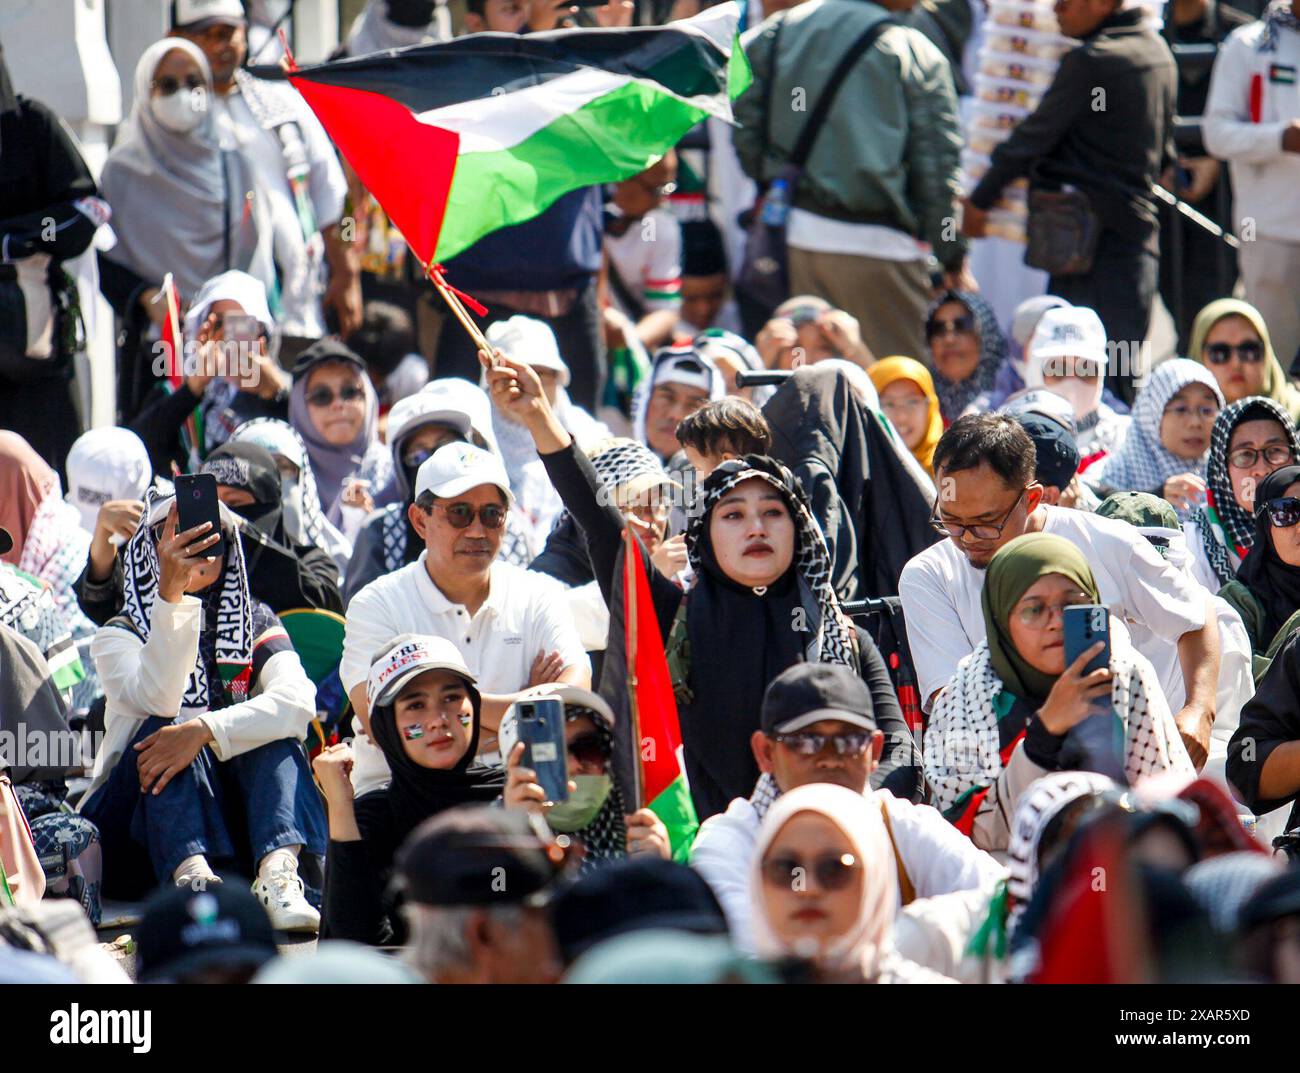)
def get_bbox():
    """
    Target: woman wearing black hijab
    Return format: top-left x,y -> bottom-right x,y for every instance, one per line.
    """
74,441 -> 342,624
1219,464 -> 1300,674
487,352 -> 919,822
313,634 -> 505,944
